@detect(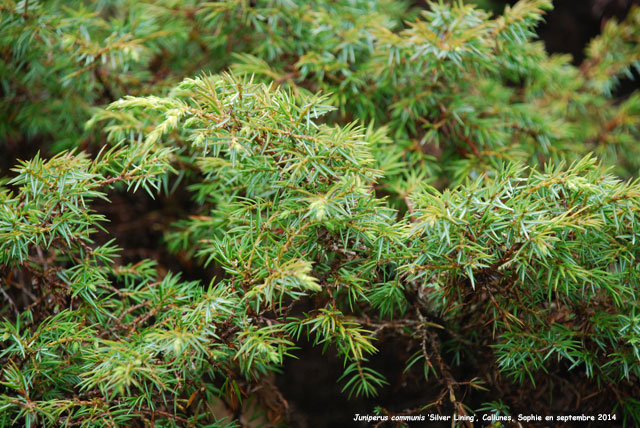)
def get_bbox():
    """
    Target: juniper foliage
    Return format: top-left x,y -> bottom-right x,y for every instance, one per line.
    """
1,1 -> 640,427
